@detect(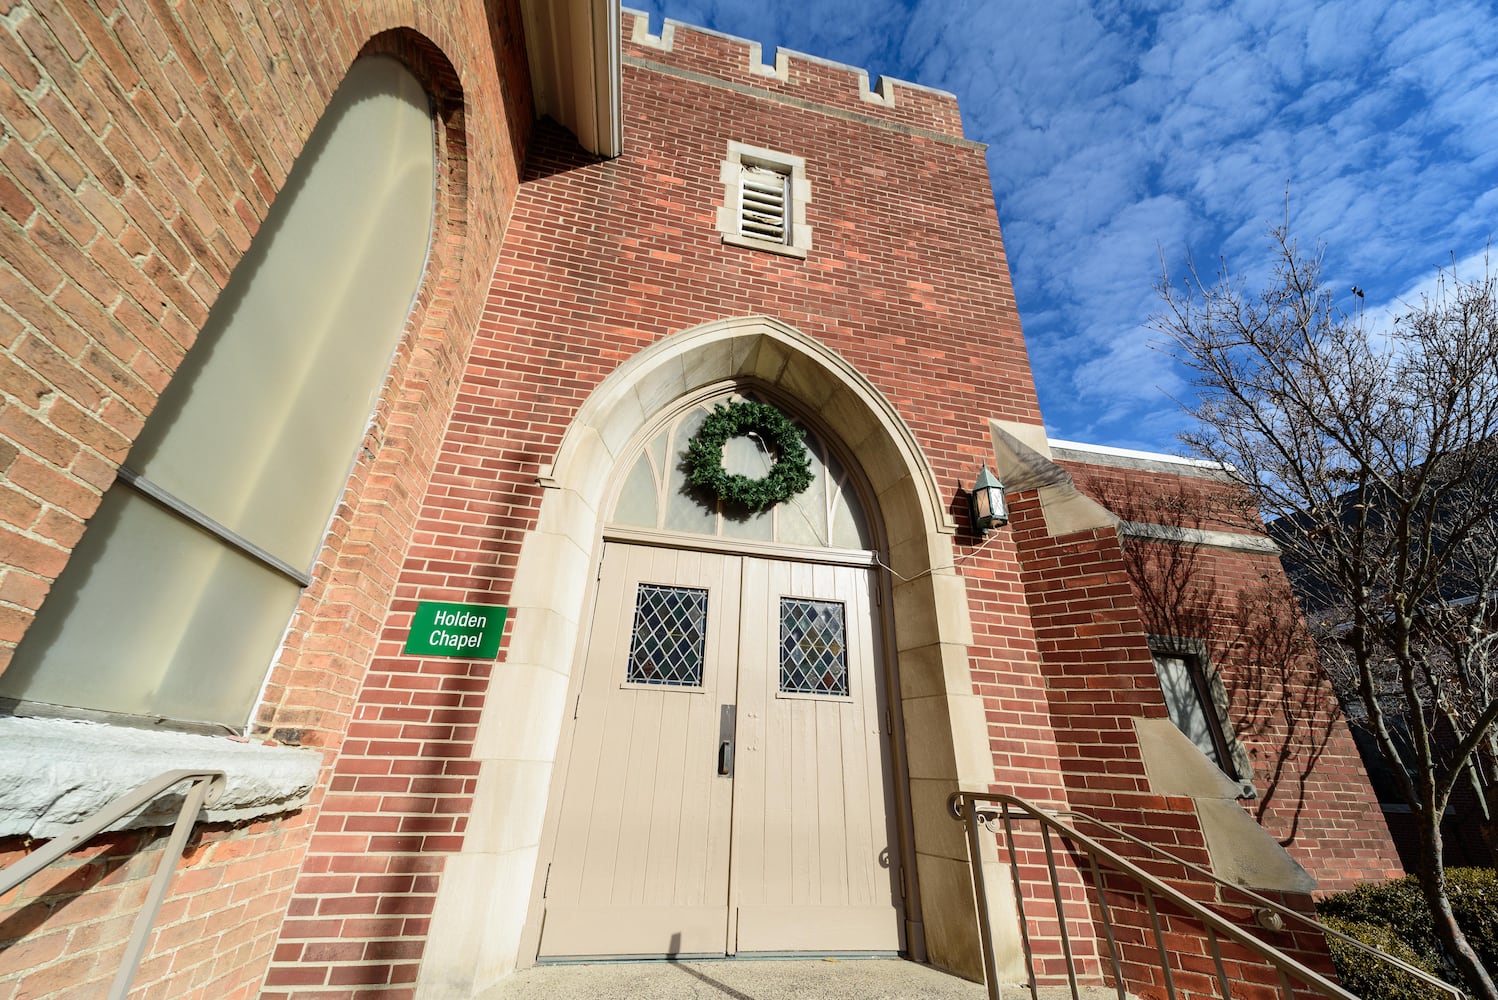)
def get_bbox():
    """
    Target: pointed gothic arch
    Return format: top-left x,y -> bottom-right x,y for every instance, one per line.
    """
419,316 -> 997,992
